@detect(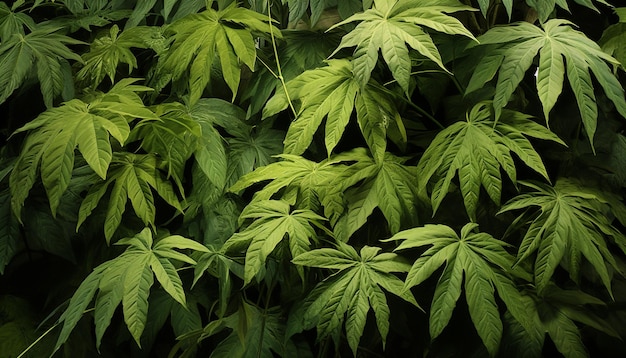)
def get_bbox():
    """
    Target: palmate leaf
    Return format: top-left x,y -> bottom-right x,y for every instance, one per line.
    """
599,8 -> 626,68
475,0 -> 513,20
0,2 -> 35,41
320,148 -> 419,241
77,25 -> 167,88
499,179 -> 626,295
129,101 -> 202,188
417,101 -> 566,221
526,0 -> 612,23
285,0 -> 333,25
10,79 -> 157,220
157,3 -> 281,103
222,200 -> 326,284
53,228 -> 209,352
327,0 -> 475,94
229,154 -> 348,211
263,59 -> 402,162
467,20 -> 626,147
386,223 -> 531,357
0,25 -> 83,107
292,243 -> 418,356
77,153 -> 183,243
